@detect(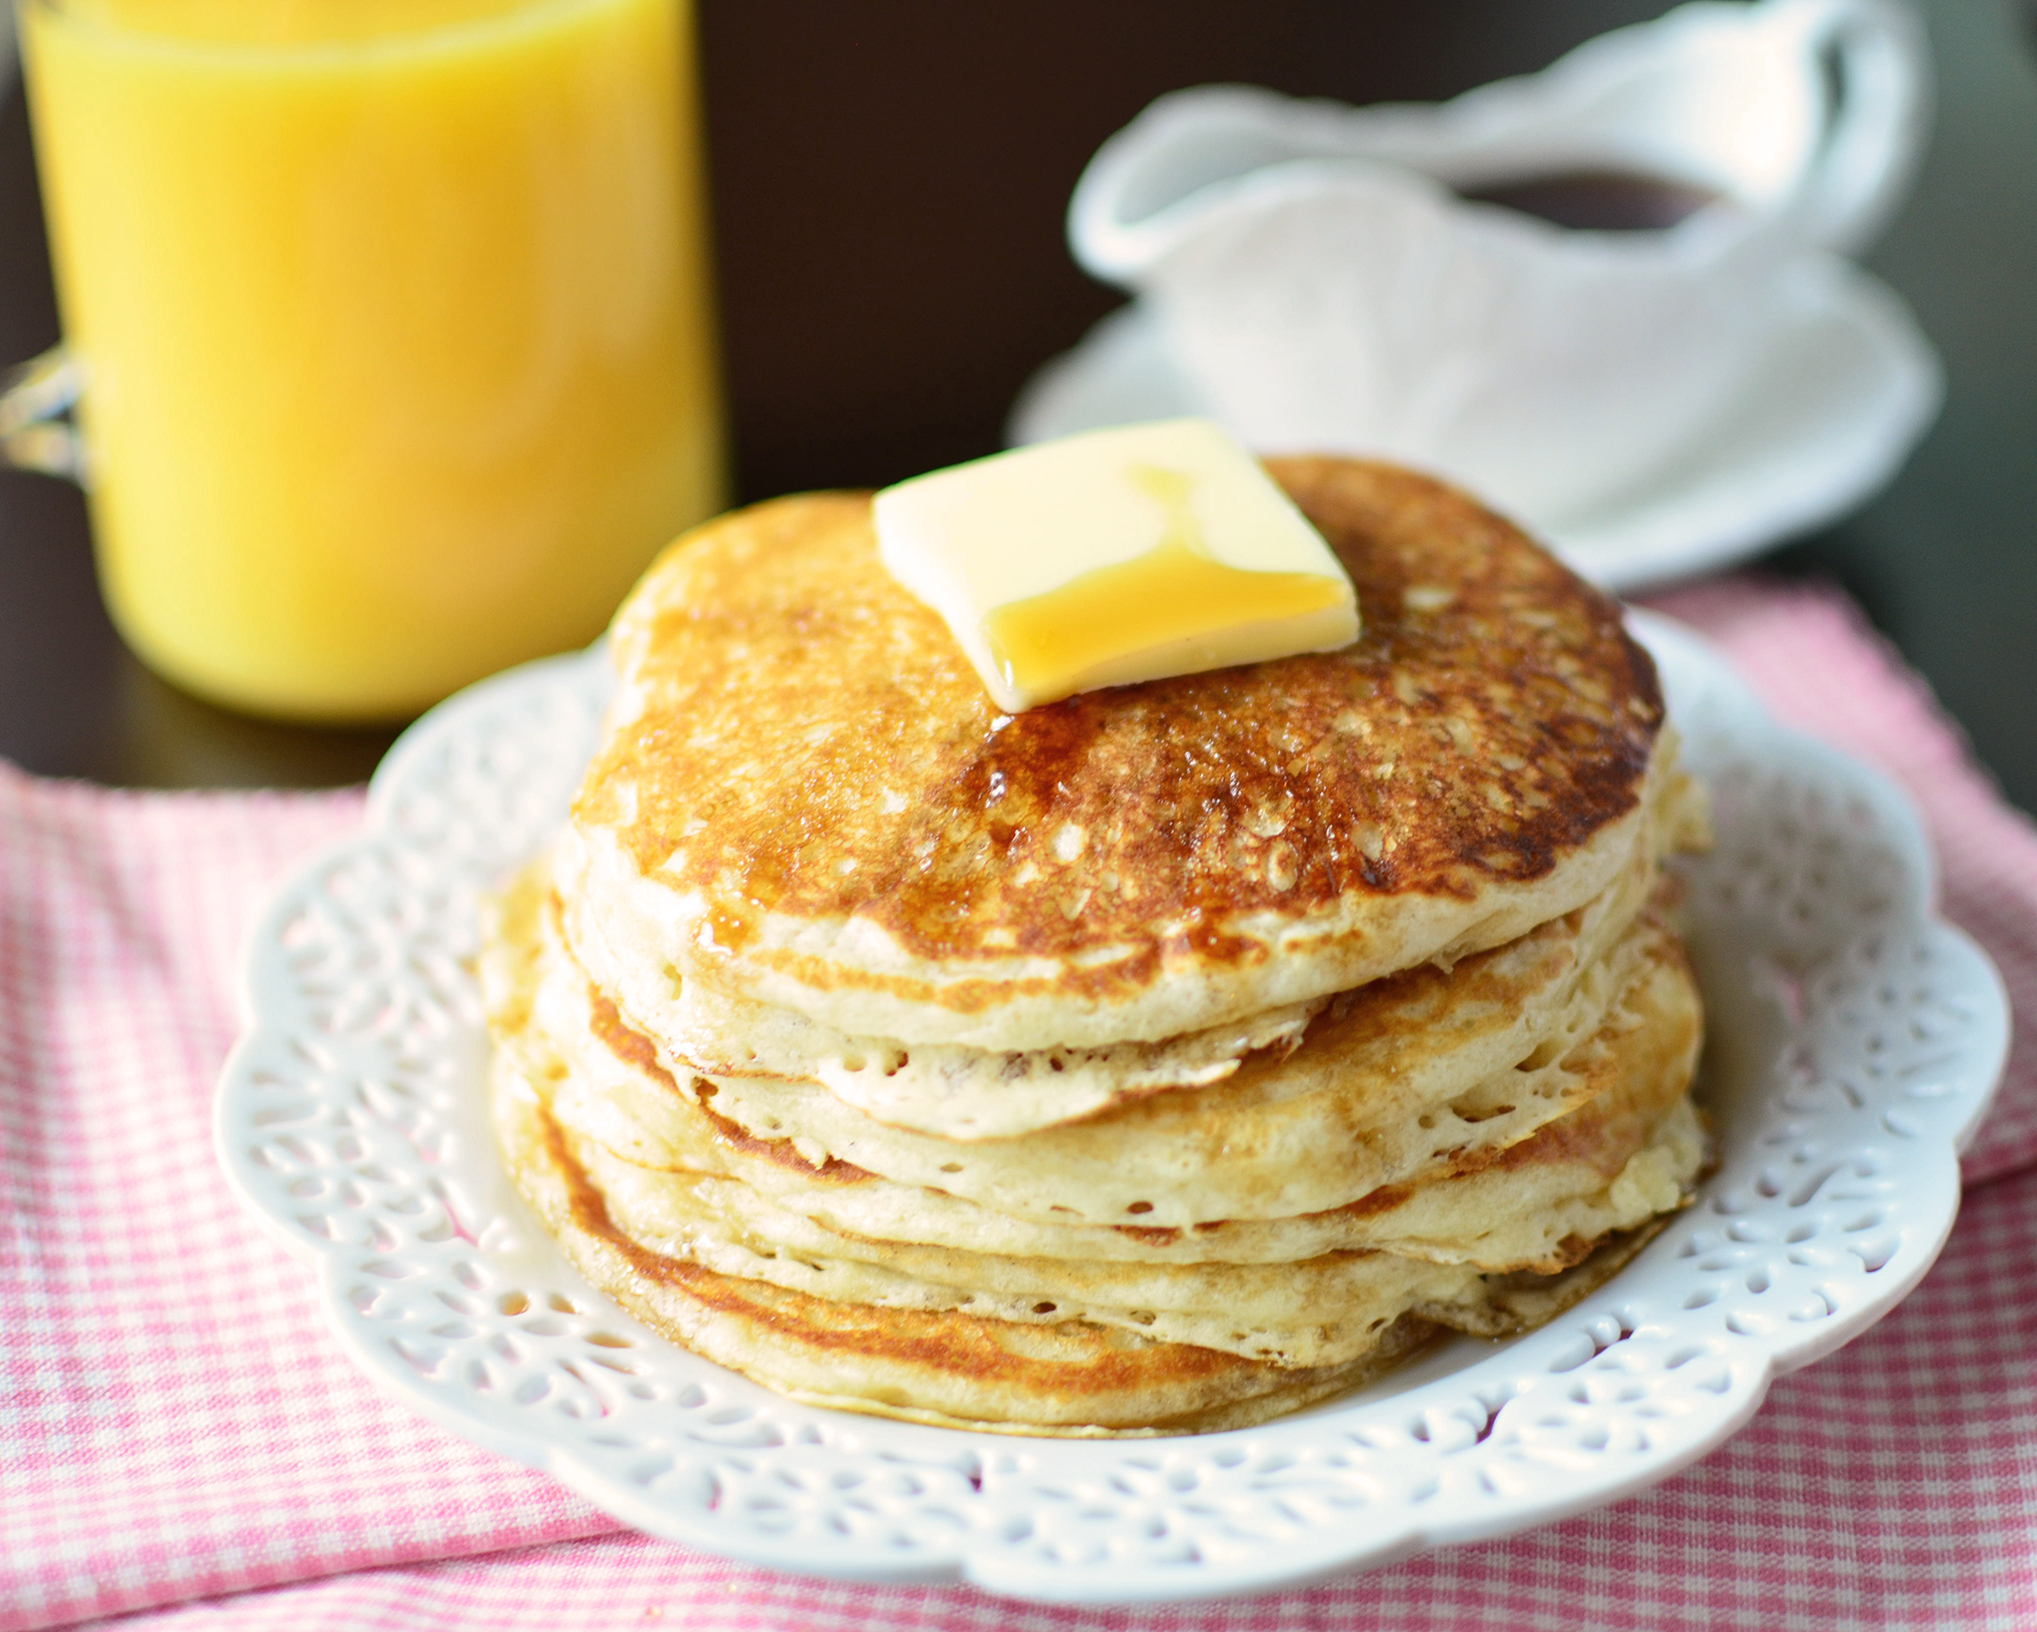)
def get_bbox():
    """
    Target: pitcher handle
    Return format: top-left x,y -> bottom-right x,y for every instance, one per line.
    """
0,344 -> 85,481
1766,0 -> 1932,256
1069,86 -> 1323,287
